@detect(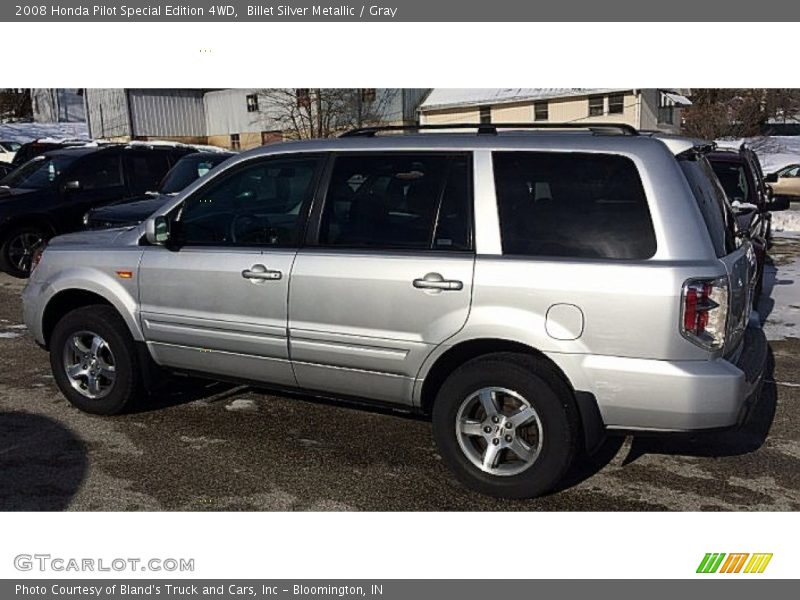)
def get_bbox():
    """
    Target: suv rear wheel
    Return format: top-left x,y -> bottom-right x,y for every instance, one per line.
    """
50,305 -> 142,415
0,225 -> 47,278
432,352 -> 578,498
